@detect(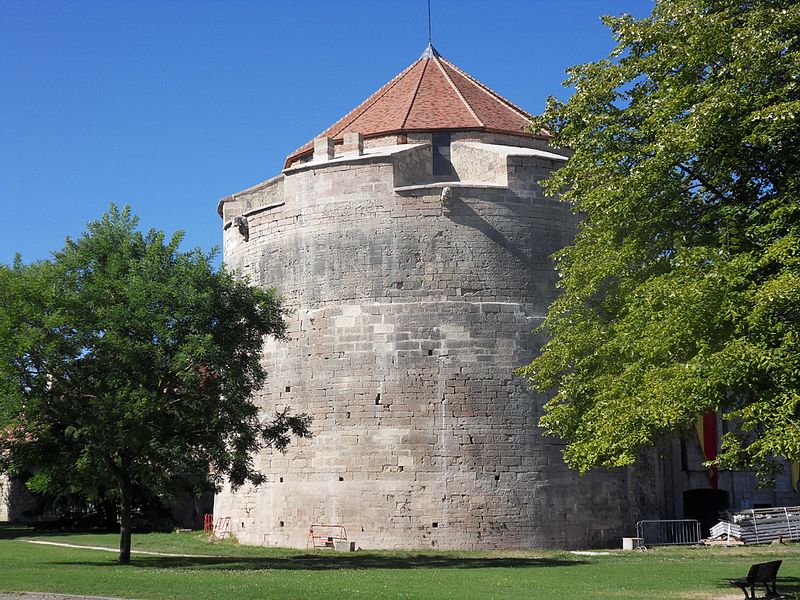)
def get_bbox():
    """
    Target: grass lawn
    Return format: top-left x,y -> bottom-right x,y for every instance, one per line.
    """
1,524 -> 800,599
